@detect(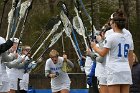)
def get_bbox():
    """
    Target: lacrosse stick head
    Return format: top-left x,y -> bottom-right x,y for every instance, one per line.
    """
60,11 -> 72,37
57,1 -> 68,16
101,23 -> 111,33
73,16 -> 83,35
12,0 -> 19,7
